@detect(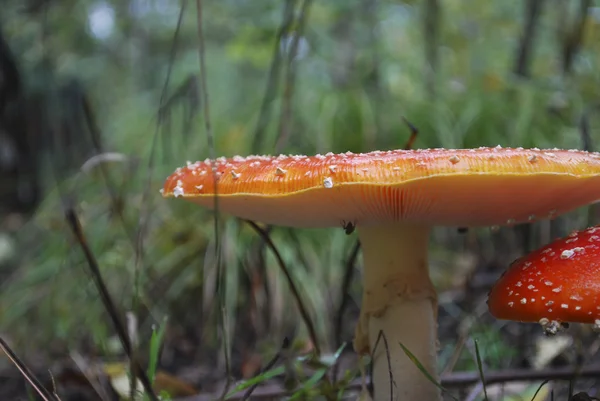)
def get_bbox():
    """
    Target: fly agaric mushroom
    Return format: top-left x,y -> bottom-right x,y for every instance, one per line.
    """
162,147 -> 600,401
488,225 -> 600,335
